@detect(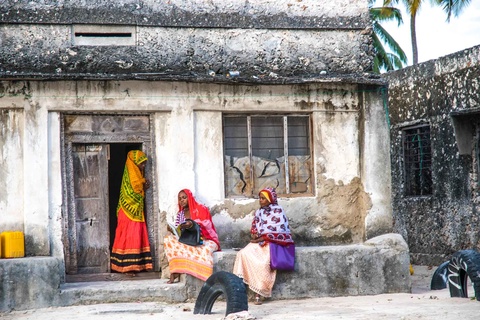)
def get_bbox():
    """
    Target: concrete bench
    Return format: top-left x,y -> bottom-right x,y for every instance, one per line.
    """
206,233 -> 411,299
0,233 -> 410,312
